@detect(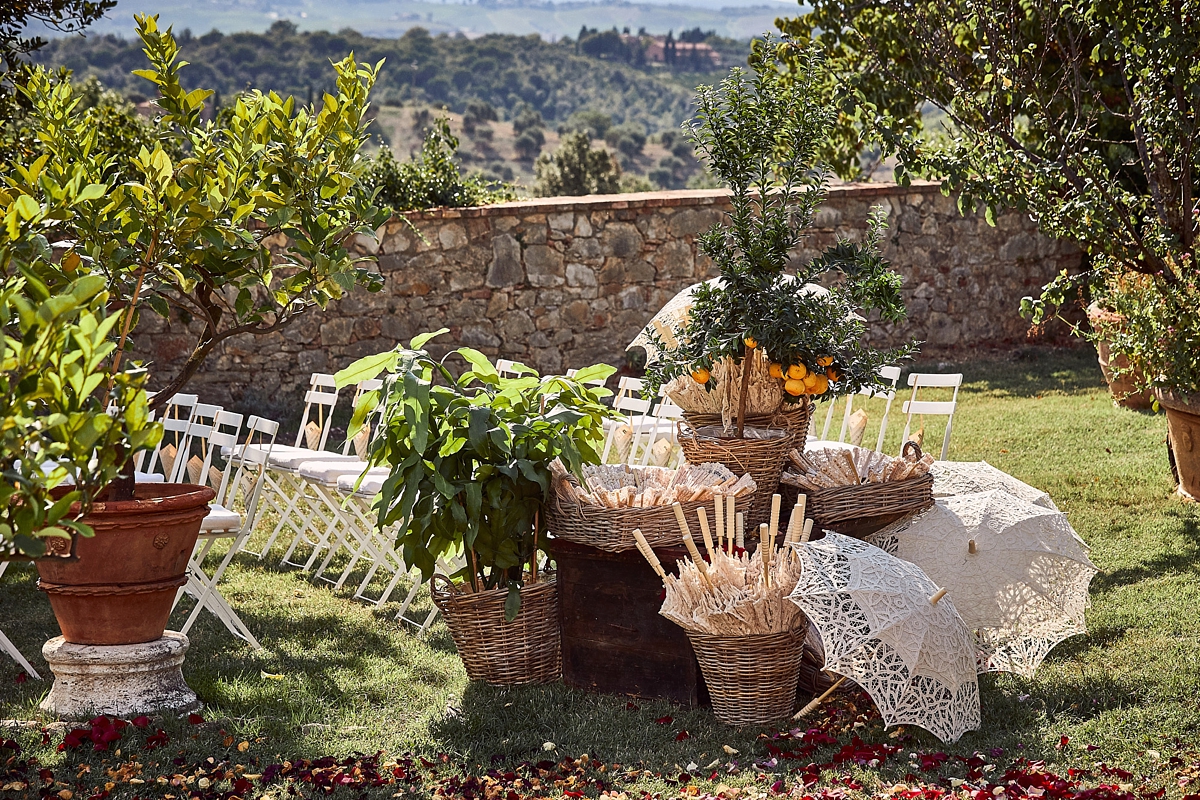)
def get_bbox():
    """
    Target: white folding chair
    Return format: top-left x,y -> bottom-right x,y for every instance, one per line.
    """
496,359 -> 527,379
247,373 -> 346,560
639,393 -> 682,467
565,367 -> 608,388
174,414 -> 280,649
901,372 -> 963,460
815,365 -> 902,453
139,393 -> 199,482
0,564 -> 40,679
